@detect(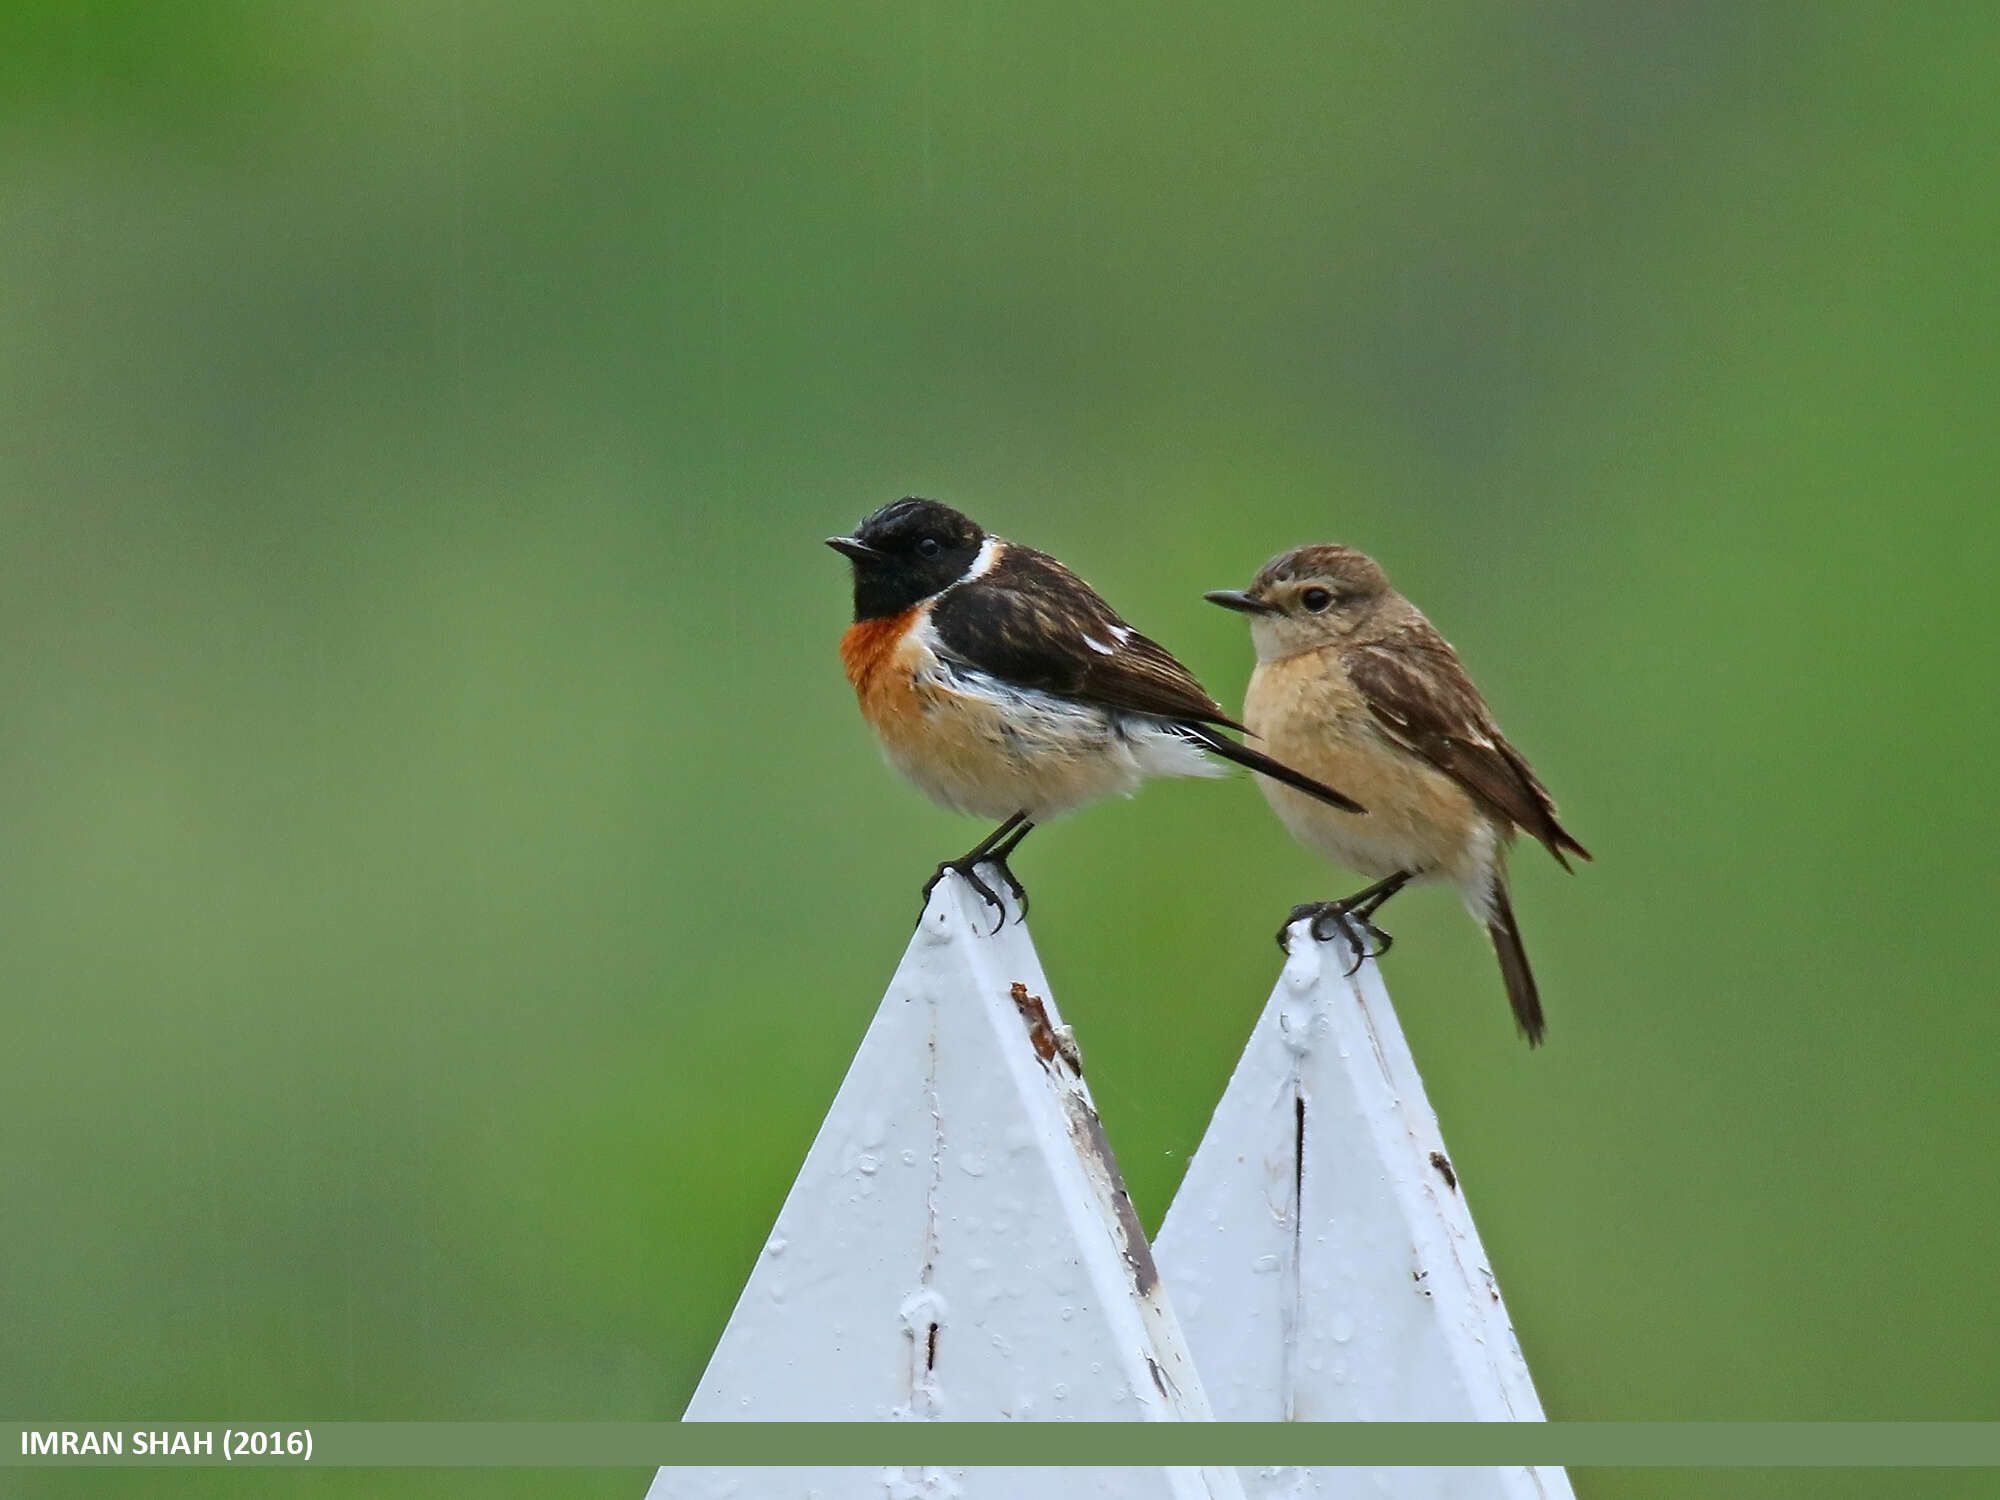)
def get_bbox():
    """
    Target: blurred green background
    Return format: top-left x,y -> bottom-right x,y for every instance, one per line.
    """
3,2 -> 1995,1496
